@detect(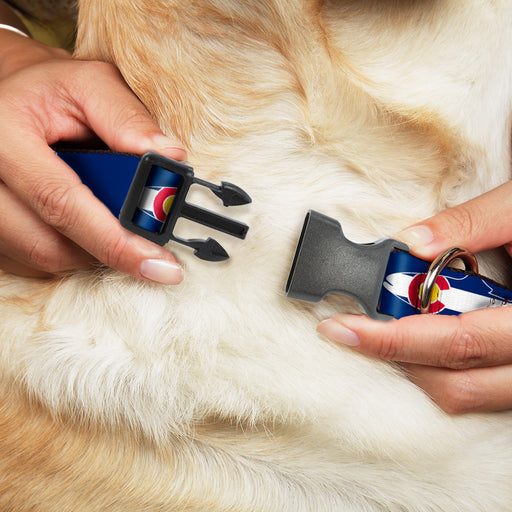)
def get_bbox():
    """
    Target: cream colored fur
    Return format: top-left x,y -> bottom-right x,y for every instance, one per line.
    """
1,1 -> 512,510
